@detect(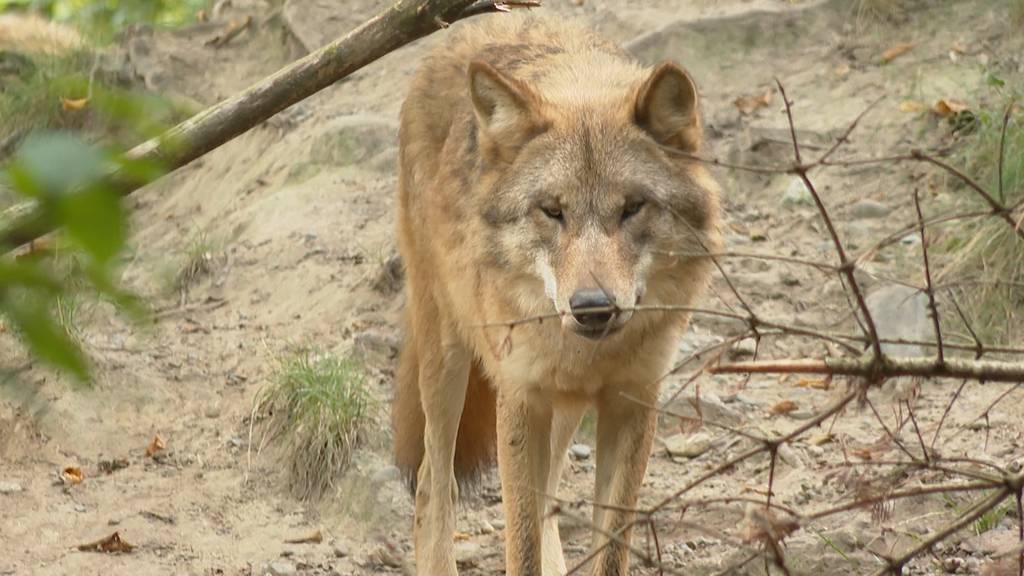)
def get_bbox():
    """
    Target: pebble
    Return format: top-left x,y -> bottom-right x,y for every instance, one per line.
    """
781,178 -> 813,206
569,443 -> 592,460
204,404 -> 221,419
0,481 -> 23,494
663,432 -> 713,458
267,561 -> 296,576
850,199 -> 890,219
371,465 -> 401,484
